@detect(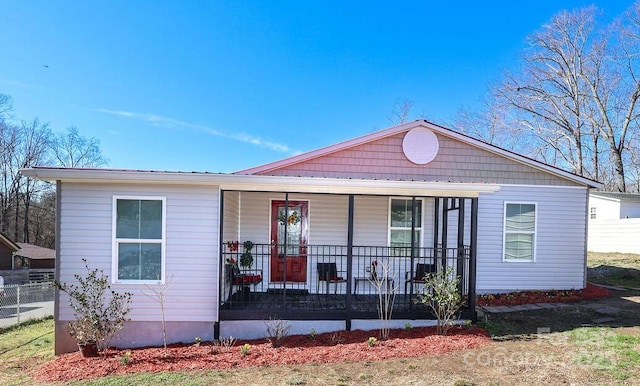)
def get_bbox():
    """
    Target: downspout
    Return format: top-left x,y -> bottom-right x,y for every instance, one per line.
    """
54,180 -> 62,354
583,188 -> 590,289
